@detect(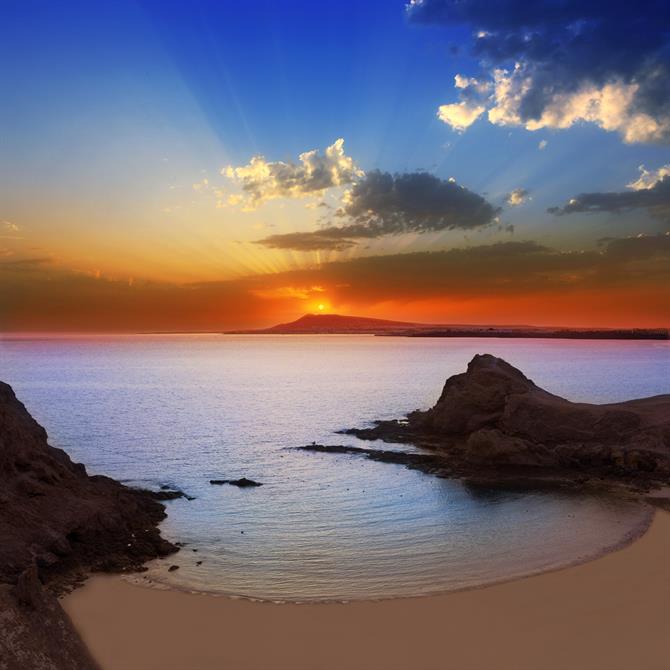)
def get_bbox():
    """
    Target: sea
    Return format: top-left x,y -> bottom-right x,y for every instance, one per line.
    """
2,334 -> 668,601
